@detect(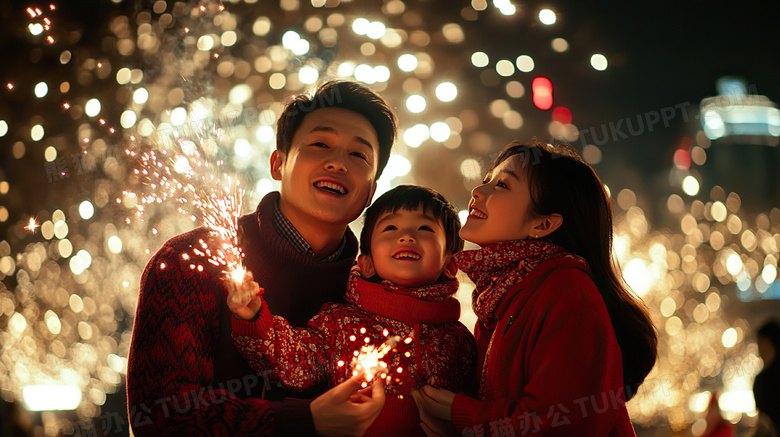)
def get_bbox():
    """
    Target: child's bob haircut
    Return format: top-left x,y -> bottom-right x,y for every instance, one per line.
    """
360,185 -> 463,256
275,80 -> 397,179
